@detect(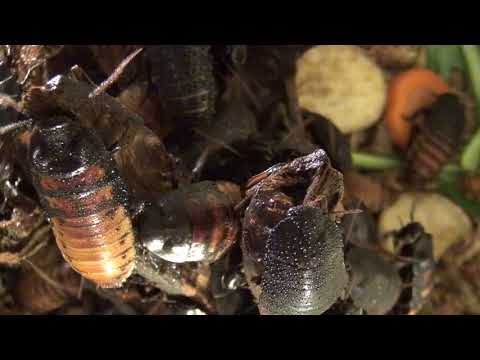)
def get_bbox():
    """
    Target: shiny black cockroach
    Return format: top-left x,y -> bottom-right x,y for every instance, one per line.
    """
27,116 -> 136,288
